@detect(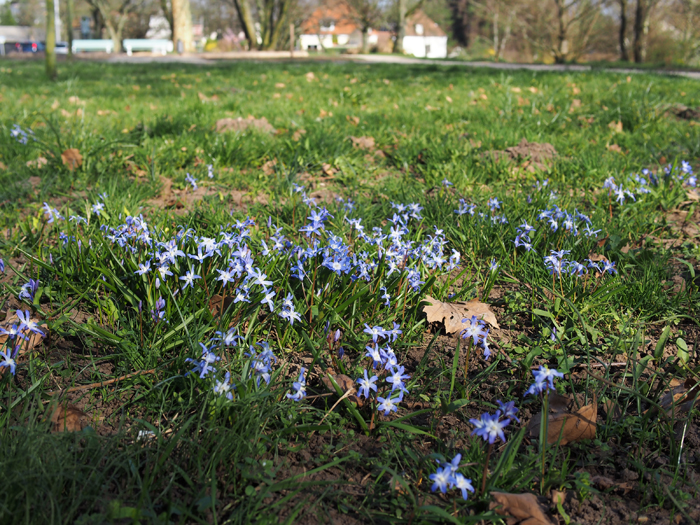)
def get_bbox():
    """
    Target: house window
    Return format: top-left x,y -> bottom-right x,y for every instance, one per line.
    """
320,18 -> 335,32
415,23 -> 424,35
425,44 -> 431,55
